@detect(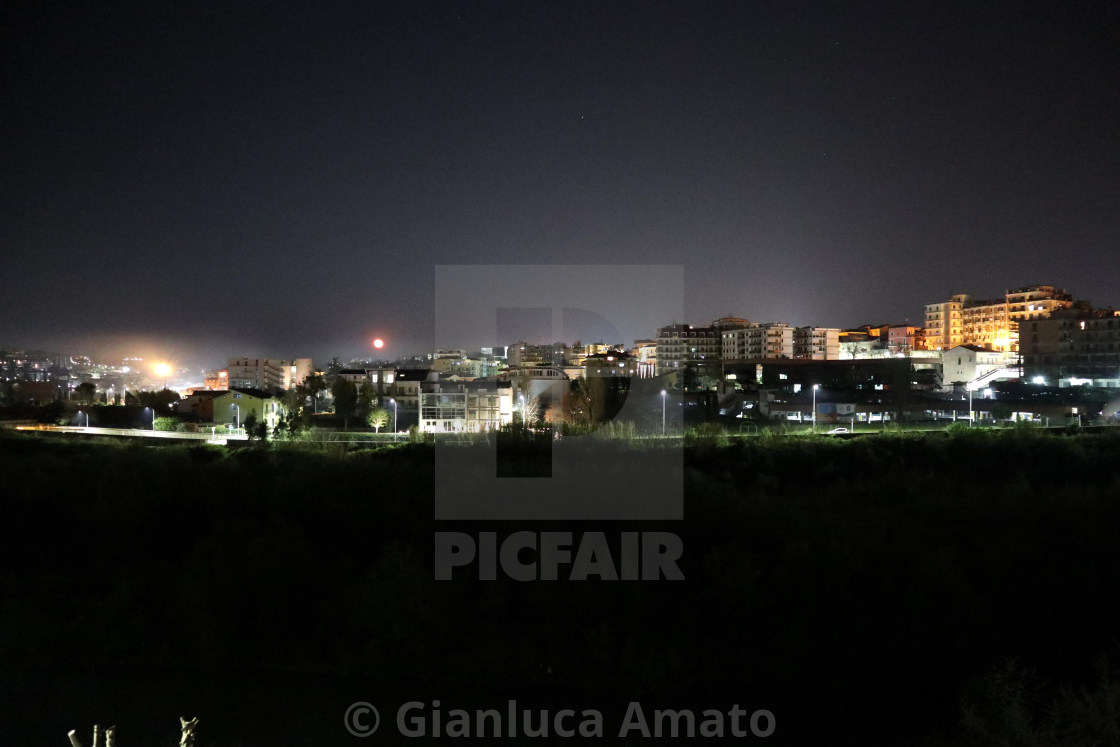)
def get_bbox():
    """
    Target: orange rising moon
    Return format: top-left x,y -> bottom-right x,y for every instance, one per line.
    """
373,338 -> 385,349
